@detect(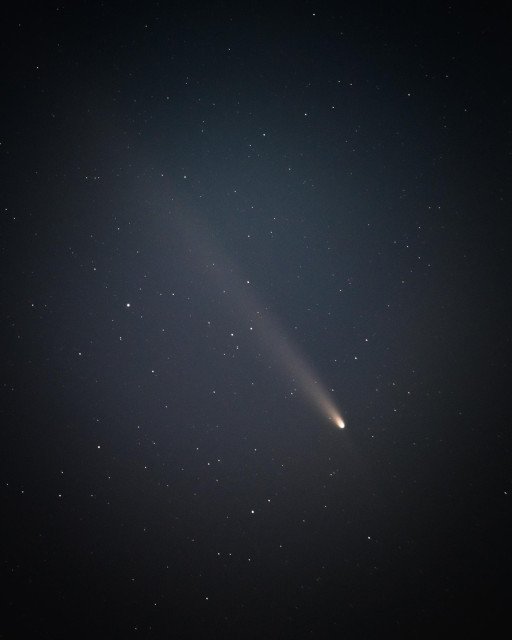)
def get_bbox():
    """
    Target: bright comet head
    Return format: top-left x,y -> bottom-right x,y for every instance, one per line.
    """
332,414 -> 345,429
